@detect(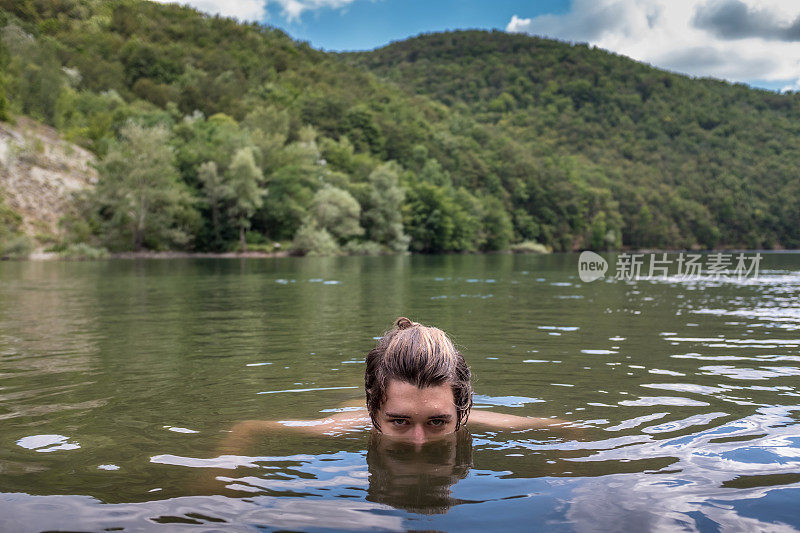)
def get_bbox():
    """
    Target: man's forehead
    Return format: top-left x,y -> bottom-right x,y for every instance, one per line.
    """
383,380 -> 455,411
